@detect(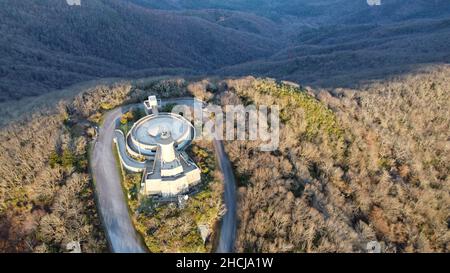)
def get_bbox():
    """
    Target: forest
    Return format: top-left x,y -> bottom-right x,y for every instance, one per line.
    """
0,91 -> 109,252
0,79 -> 147,252
220,67 -> 449,252
1,0 -> 449,101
